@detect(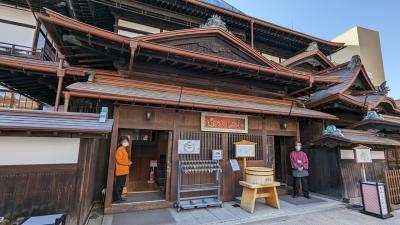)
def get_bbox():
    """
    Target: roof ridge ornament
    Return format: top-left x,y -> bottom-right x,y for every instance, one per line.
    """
306,42 -> 319,52
347,55 -> 362,70
323,125 -> 344,137
363,110 -> 384,121
377,81 -> 390,95
200,14 -> 231,33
